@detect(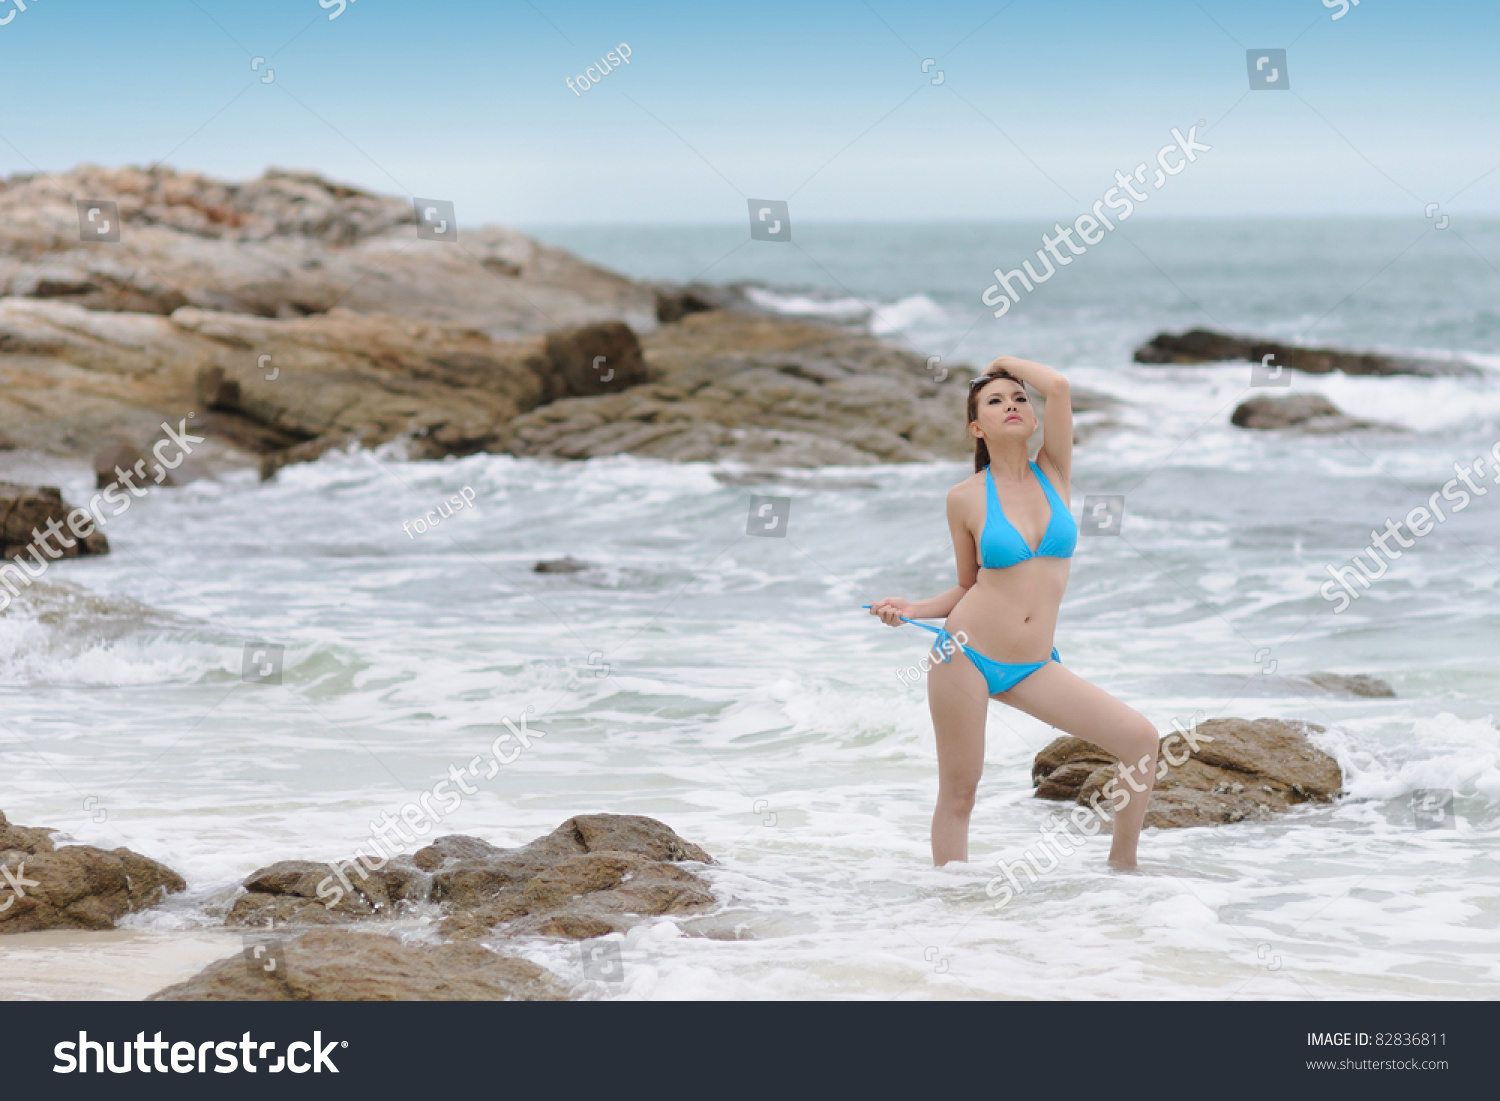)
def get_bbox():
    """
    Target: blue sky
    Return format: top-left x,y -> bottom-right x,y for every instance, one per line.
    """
1,0 -> 1497,225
